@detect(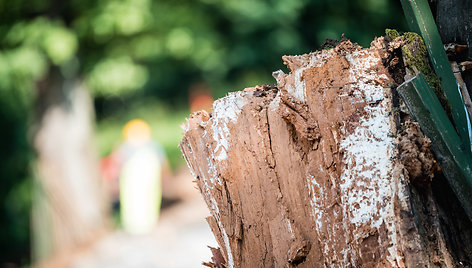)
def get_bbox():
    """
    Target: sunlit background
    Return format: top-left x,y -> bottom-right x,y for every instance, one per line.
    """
0,0 -> 406,267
